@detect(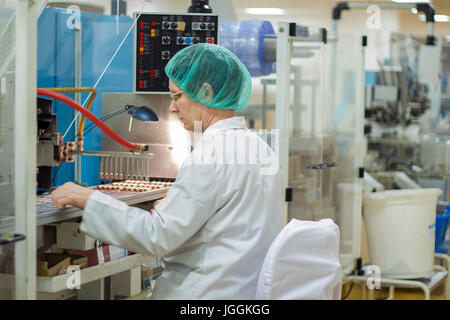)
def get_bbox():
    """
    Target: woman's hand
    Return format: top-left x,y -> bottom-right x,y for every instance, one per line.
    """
152,196 -> 166,210
51,182 -> 93,209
